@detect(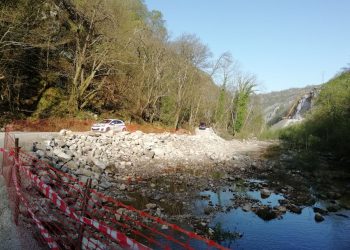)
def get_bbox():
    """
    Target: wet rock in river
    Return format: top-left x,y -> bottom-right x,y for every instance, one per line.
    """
275,206 -> 287,213
204,206 -> 215,215
242,204 -> 252,212
314,213 -> 325,222
200,194 -> 211,200
278,199 -> 289,205
255,206 -> 278,221
327,205 -> 340,212
288,204 -> 302,214
260,188 -> 271,199
313,207 -> 328,215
